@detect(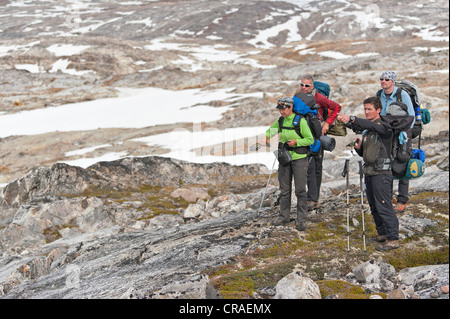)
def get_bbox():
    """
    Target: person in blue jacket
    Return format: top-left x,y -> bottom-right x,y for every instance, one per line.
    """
376,71 -> 415,214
